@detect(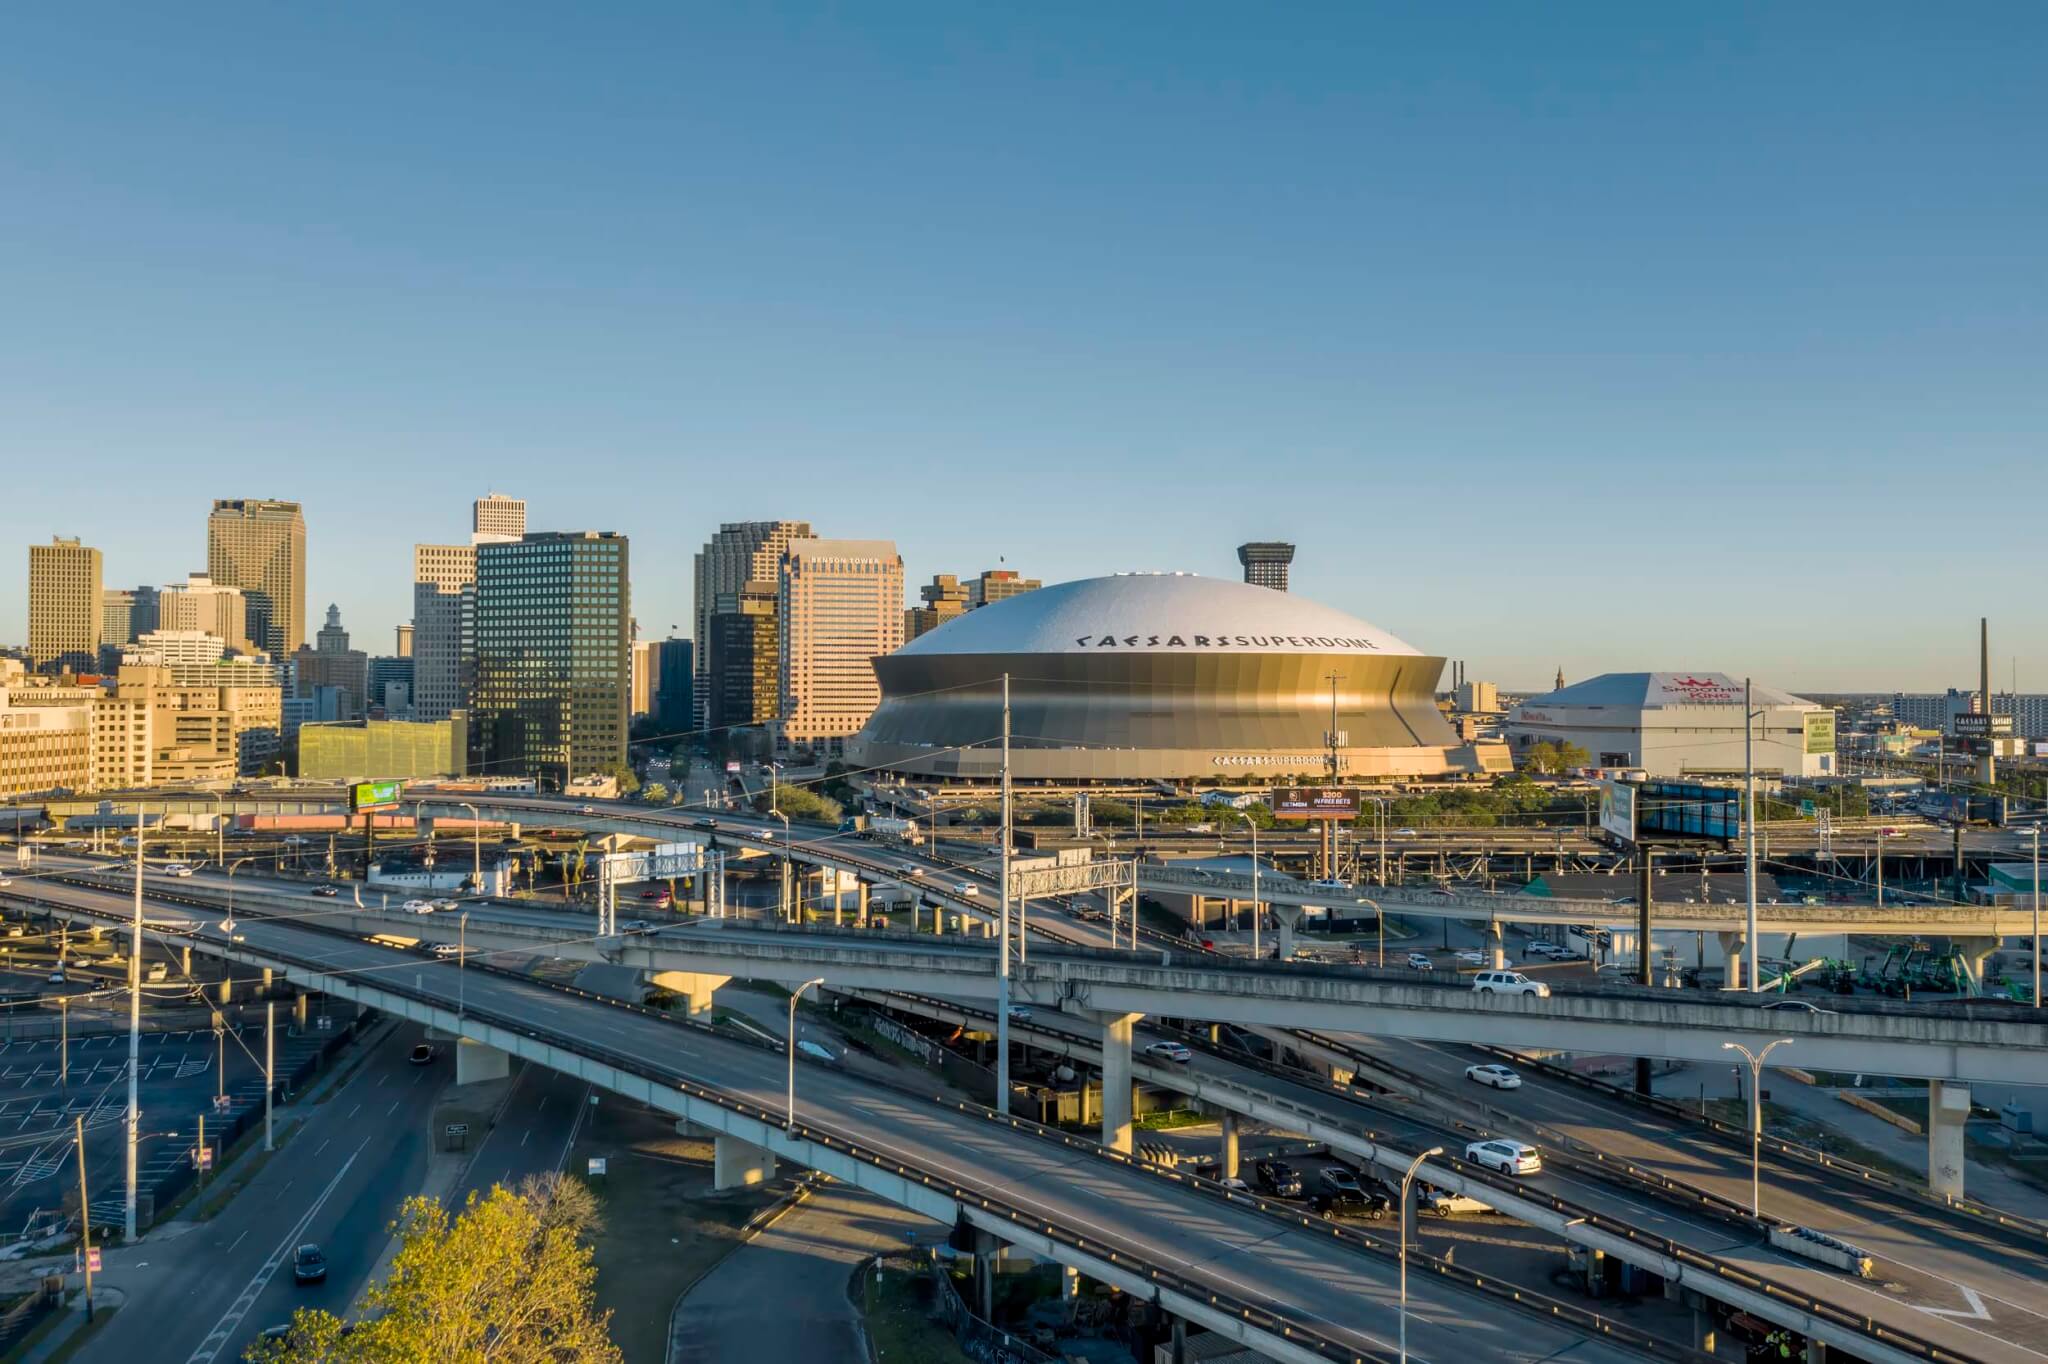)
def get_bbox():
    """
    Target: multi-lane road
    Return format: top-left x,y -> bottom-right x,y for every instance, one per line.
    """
19,869 -> 1656,1364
